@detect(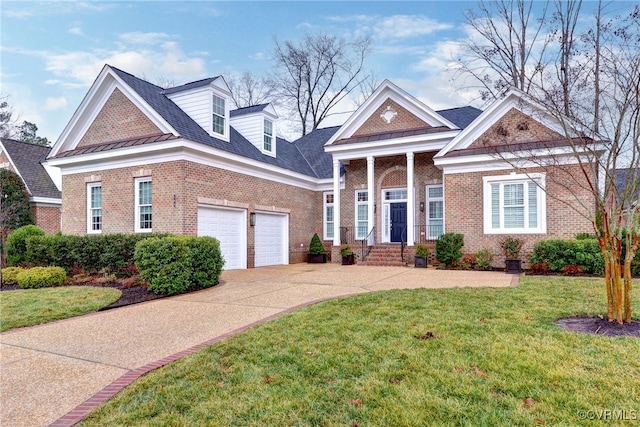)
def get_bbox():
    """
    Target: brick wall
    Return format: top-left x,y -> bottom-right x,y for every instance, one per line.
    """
353,98 -> 429,136
61,160 -> 322,266
0,150 -> 13,170
77,88 -> 162,147
444,163 -> 595,267
31,205 -> 61,234
470,108 -> 563,148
